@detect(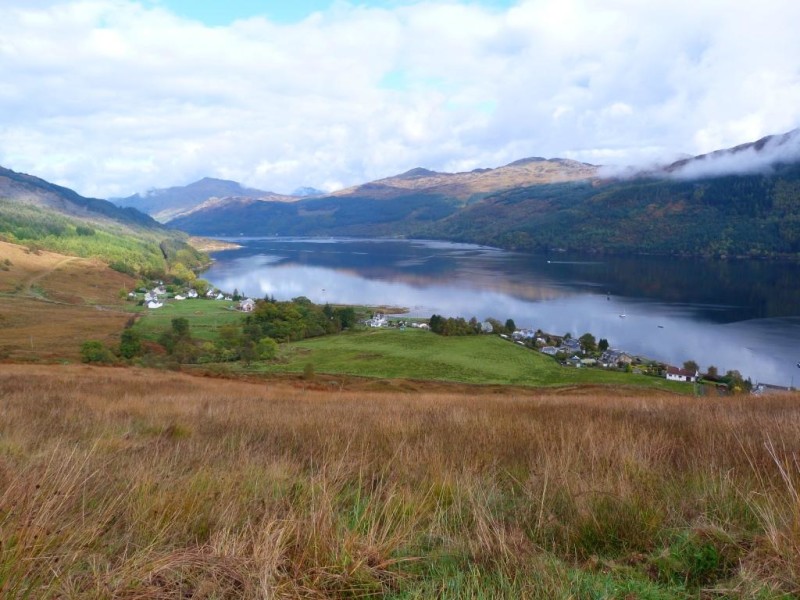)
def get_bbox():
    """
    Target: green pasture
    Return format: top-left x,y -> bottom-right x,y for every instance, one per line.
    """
133,304 -> 693,391
254,328 -> 691,392
132,298 -> 243,342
